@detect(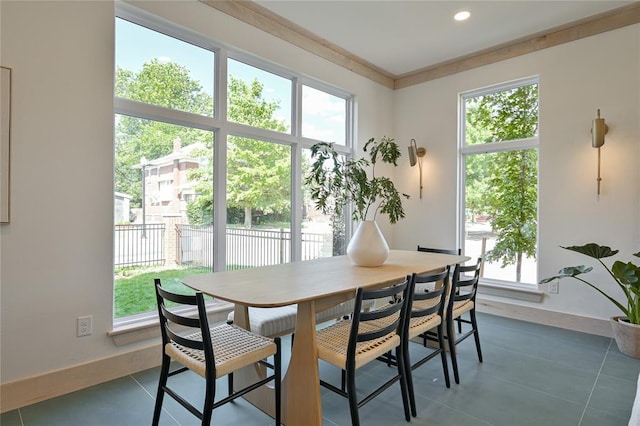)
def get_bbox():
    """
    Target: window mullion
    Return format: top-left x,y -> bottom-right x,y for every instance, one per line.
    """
461,137 -> 539,155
